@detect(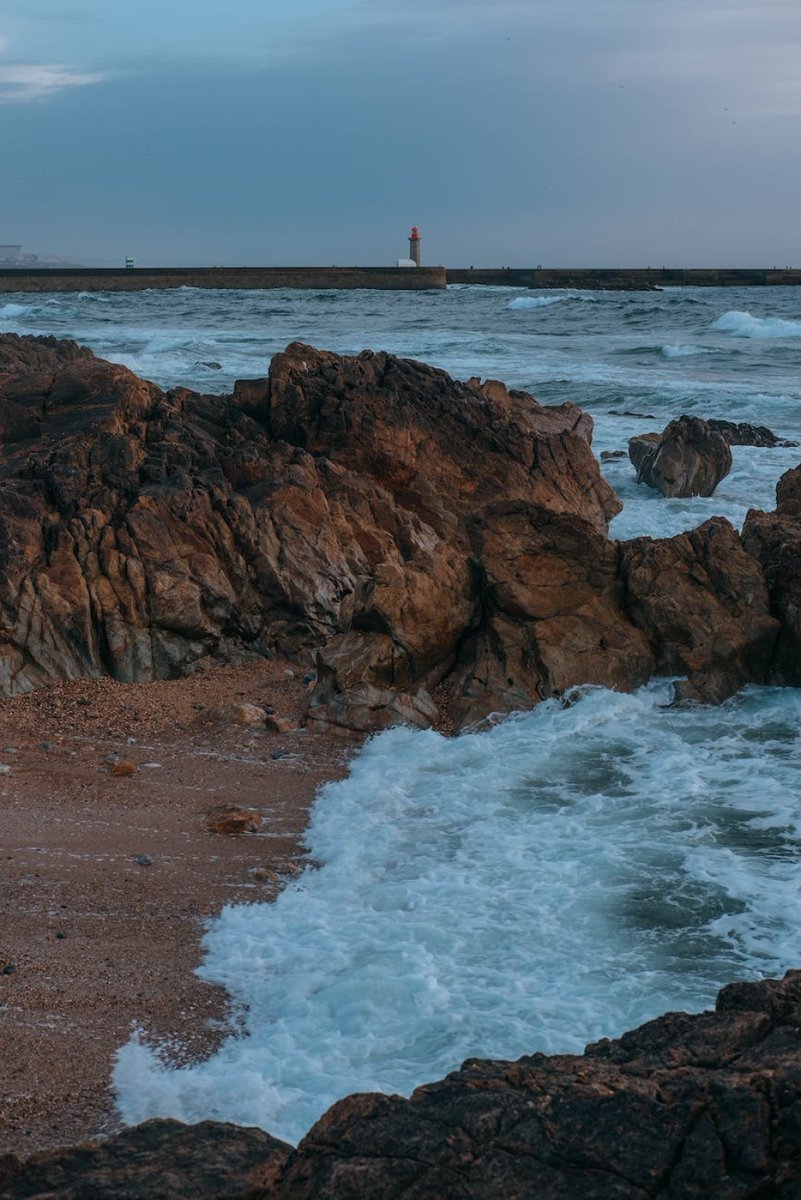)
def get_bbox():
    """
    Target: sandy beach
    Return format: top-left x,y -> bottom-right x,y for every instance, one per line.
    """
0,660 -> 353,1156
